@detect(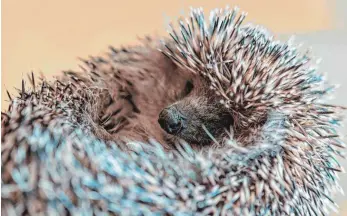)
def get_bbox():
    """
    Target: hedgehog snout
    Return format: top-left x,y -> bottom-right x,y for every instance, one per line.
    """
158,106 -> 186,135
